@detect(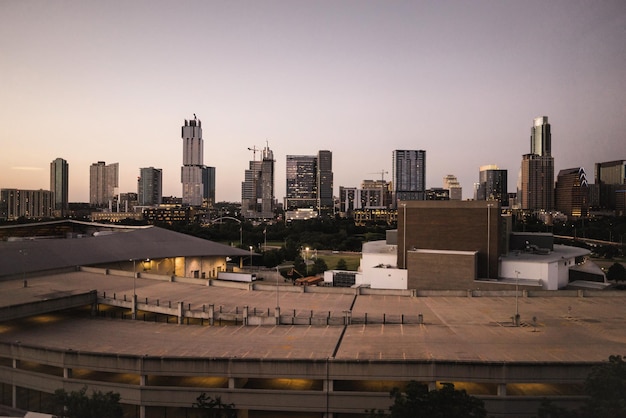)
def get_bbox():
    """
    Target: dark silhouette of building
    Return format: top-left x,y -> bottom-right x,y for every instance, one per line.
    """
392,149 -> 426,206
556,167 -> 589,218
